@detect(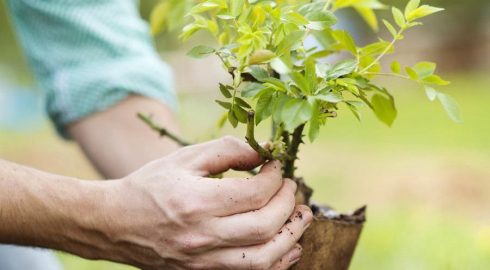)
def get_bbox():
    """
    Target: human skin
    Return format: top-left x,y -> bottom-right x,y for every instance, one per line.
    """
0,96 -> 312,269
